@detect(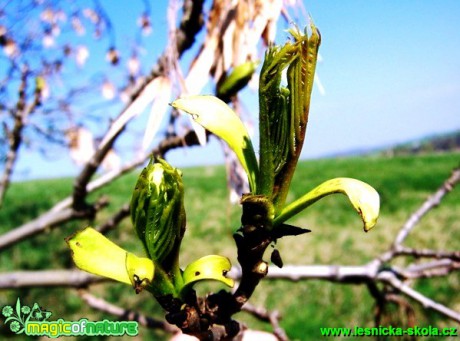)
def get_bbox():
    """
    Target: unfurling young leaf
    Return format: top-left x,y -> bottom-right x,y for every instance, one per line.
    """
181,255 -> 234,293
274,178 -> 380,232
126,252 -> 155,293
66,227 -> 154,286
171,96 -> 259,192
258,22 -> 321,213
